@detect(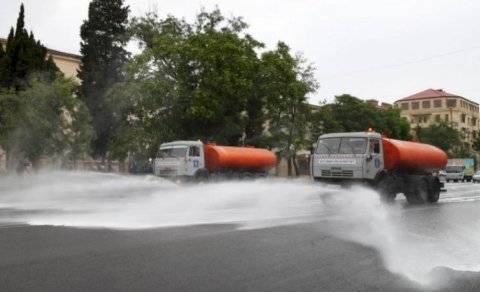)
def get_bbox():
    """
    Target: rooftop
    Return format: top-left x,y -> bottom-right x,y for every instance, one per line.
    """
395,88 -> 478,106
0,38 -> 81,60
396,89 -> 458,102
